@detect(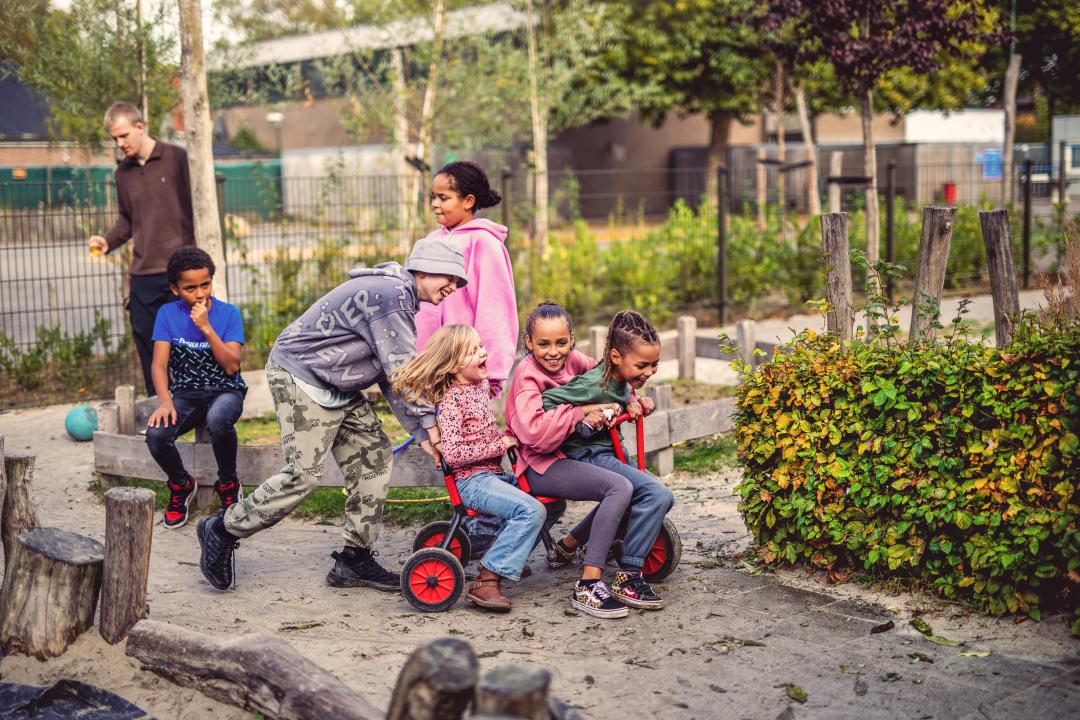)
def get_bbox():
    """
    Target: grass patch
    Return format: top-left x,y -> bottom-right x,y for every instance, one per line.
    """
661,379 -> 736,405
90,475 -> 449,527
674,432 -> 739,474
